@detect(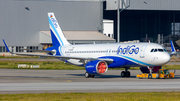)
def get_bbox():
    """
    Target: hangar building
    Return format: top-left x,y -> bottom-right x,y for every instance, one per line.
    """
104,0 -> 180,44
0,0 -> 115,53
1,0 -> 180,53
